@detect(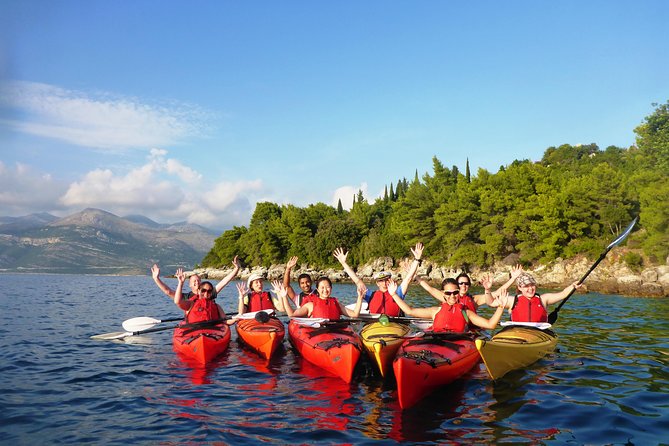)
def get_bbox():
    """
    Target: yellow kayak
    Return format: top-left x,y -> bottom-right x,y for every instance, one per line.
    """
360,321 -> 412,377
475,324 -> 557,380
